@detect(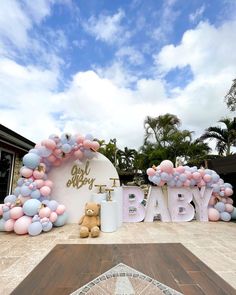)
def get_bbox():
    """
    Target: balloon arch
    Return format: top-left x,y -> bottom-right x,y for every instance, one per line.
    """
0,133 -> 100,236
0,134 -> 235,236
